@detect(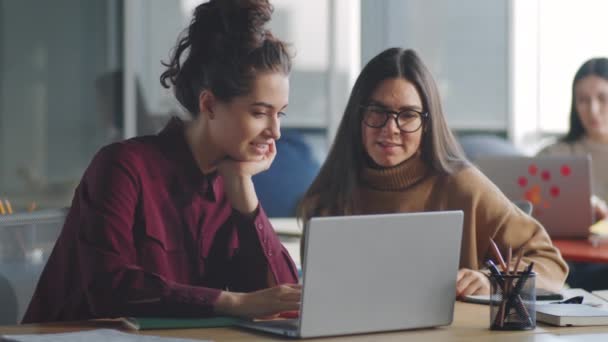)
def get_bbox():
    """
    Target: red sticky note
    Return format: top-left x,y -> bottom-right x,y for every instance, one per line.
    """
541,170 -> 551,181
518,176 -> 528,187
528,164 -> 538,176
550,186 -> 560,197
